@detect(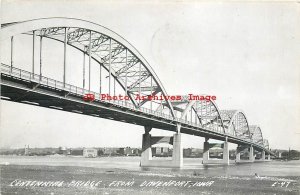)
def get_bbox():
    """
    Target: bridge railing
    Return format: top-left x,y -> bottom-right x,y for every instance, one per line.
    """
1,66 -> 222,125
1,63 -> 270,151
0,63 -> 224,128
1,63 -> 176,120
